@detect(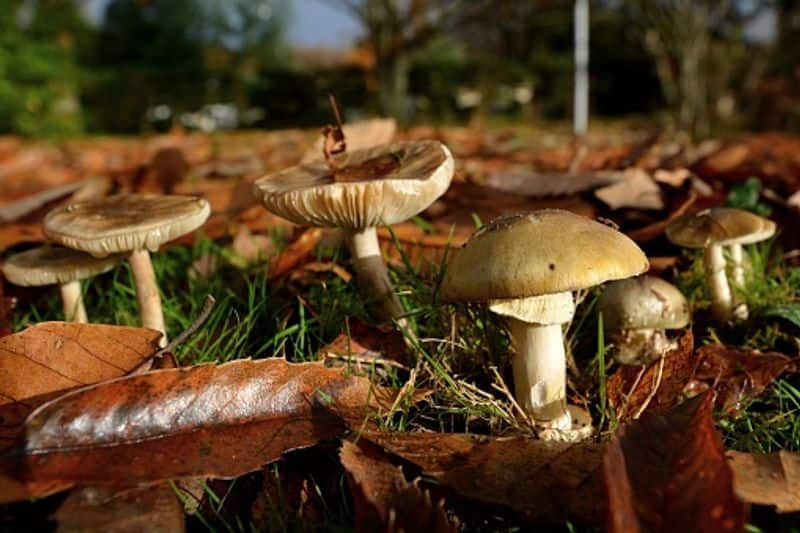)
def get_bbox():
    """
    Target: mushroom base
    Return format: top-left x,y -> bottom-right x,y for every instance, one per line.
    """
609,328 -> 675,366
